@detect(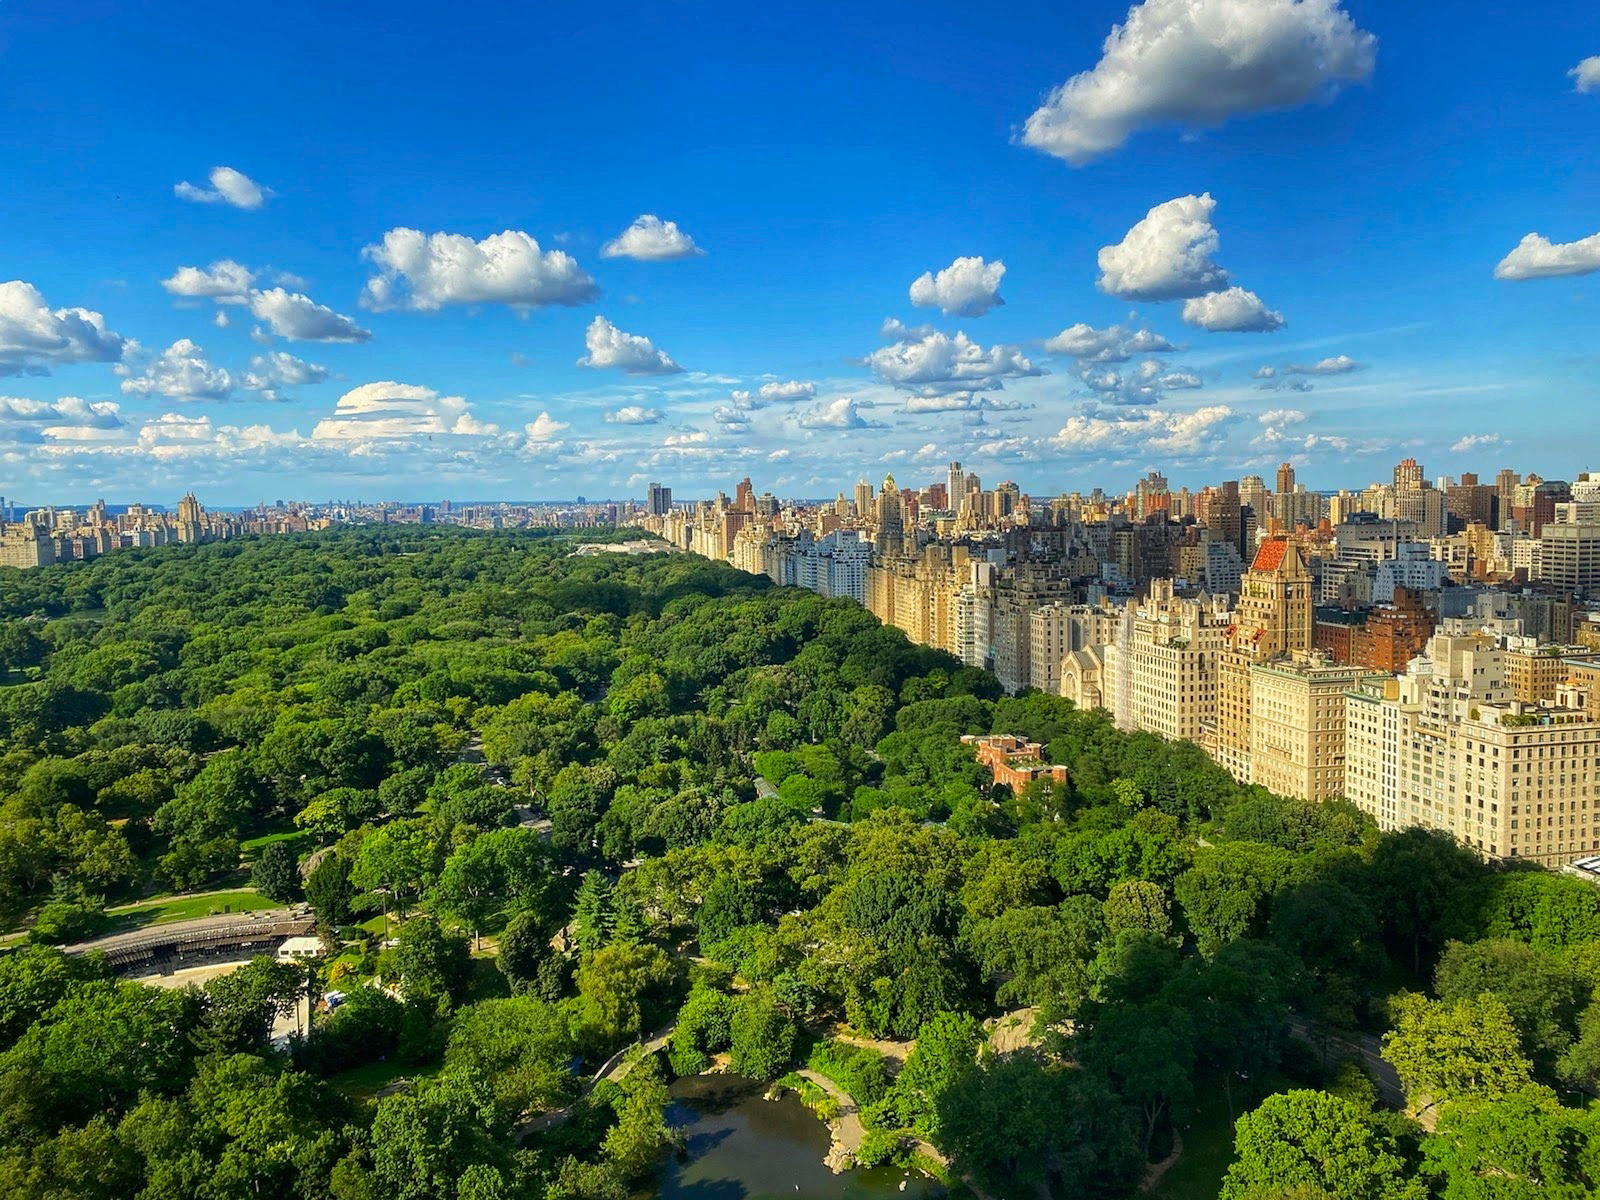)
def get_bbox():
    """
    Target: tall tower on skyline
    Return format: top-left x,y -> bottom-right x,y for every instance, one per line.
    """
1215,536 -> 1314,782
